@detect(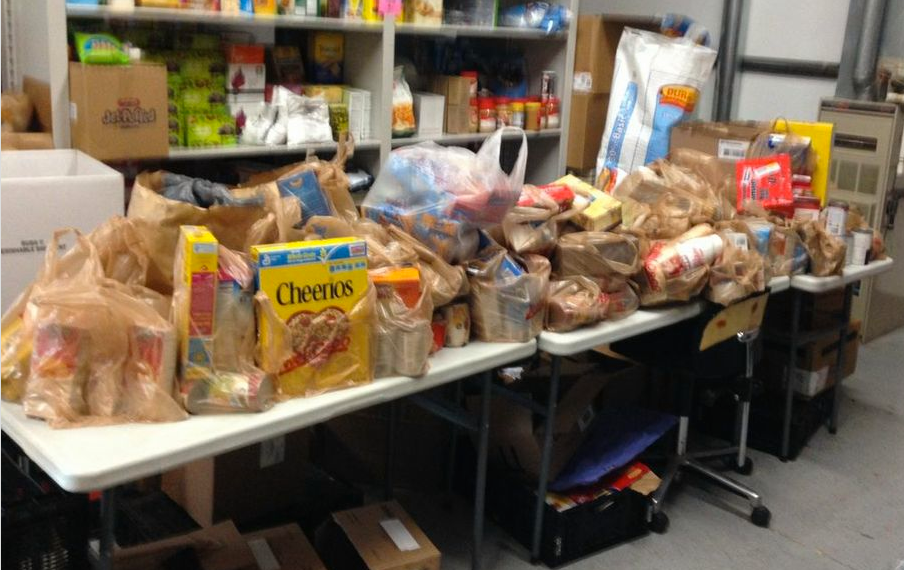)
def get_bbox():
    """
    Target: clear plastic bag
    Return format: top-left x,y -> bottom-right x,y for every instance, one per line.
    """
392,66 -> 416,137
371,267 -> 434,378
361,127 -> 528,263
272,86 -> 334,145
604,282 -> 640,320
554,231 -> 641,279
545,277 -> 608,333
467,248 -> 550,343
19,230 -> 186,427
